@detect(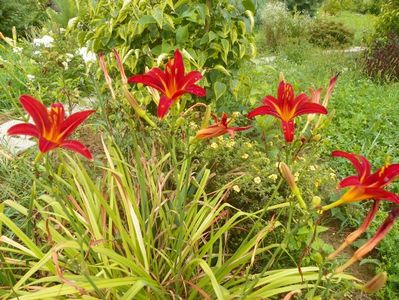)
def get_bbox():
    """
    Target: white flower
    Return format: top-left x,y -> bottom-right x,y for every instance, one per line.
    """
267,174 -> 278,182
309,165 -> 316,171
330,172 -> 336,179
60,28 -> 66,33
65,53 -> 74,62
254,177 -> 261,184
210,142 -> 218,149
62,61 -> 69,70
242,153 -> 249,160
12,47 -> 23,54
244,142 -> 253,148
233,185 -> 241,193
33,35 -> 54,48
27,74 -> 35,81
77,47 -> 97,64
33,50 -> 41,56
